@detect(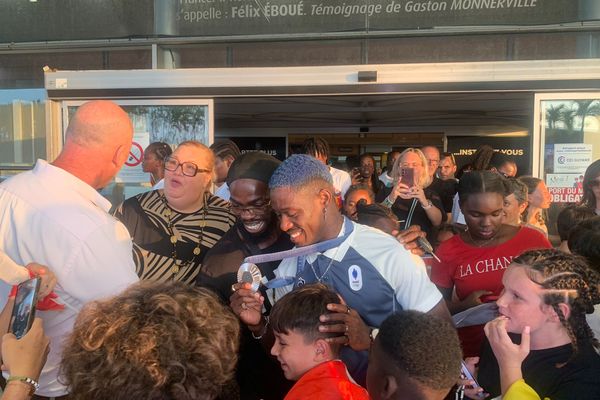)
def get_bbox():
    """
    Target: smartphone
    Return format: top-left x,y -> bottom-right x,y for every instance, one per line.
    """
461,361 -> 486,398
400,167 -> 415,187
9,277 -> 41,339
